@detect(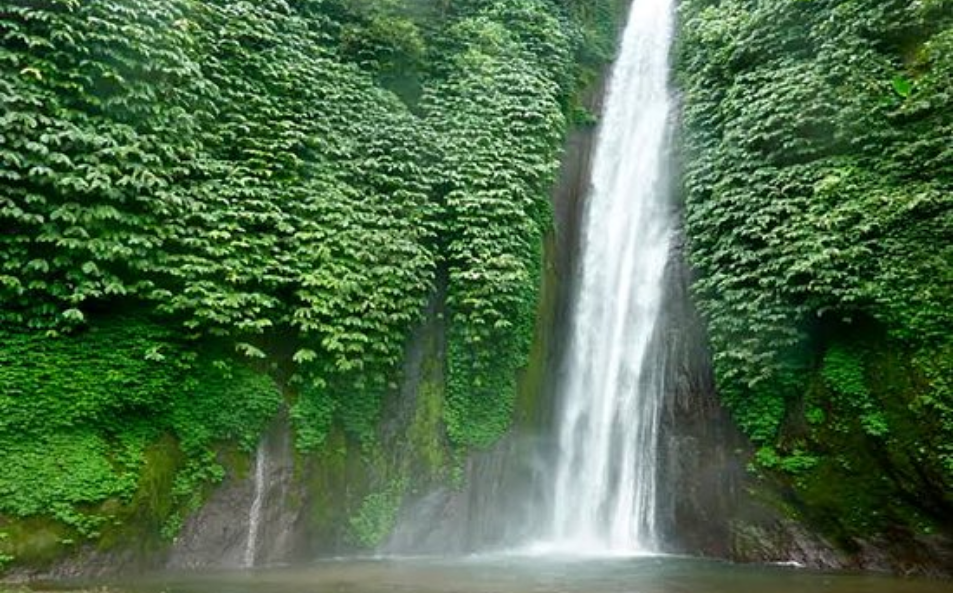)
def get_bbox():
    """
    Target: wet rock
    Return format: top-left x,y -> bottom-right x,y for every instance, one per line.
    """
2,546 -> 149,583
168,411 -> 301,569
